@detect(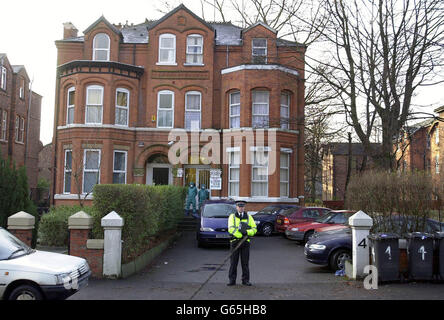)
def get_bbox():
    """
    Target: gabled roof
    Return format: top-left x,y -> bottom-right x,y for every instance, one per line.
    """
242,21 -> 277,34
147,4 -> 214,32
83,15 -> 123,38
12,65 -> 30,80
